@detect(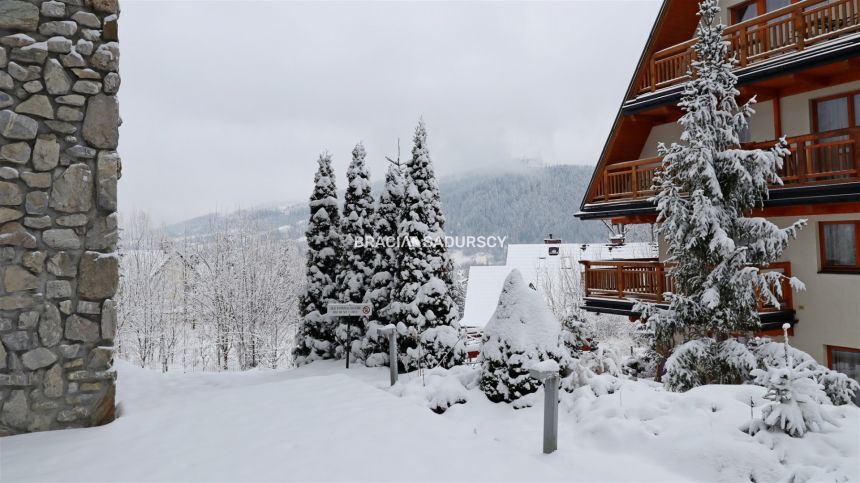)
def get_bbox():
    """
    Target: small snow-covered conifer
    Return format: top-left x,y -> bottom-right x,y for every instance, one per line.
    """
334,143 -> 375,360
293,153 -> 341,364
363,162 -> 405,366
748,325 -> 829,437
480,269 -> 567,404
749,337 -> 859,406
638,1 -> 804,384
